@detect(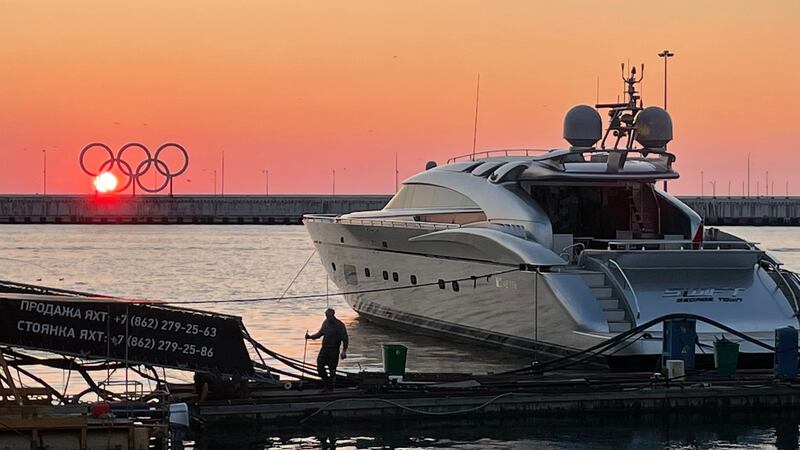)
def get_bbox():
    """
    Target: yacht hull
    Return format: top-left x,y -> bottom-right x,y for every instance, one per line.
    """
305,219 -> 608,359
305,219 -> 799,369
